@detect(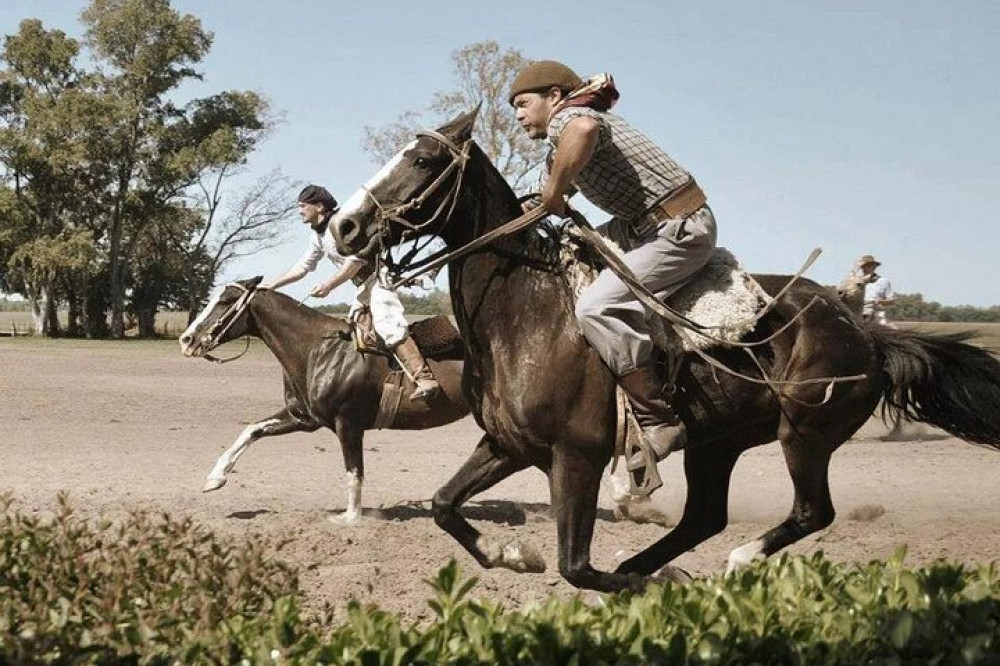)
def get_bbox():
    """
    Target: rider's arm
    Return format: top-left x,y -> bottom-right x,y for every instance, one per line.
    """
266,267 -> 308,290
264,234 -> 322,289
542,116 -> 600,217
310,259 -> 366,298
